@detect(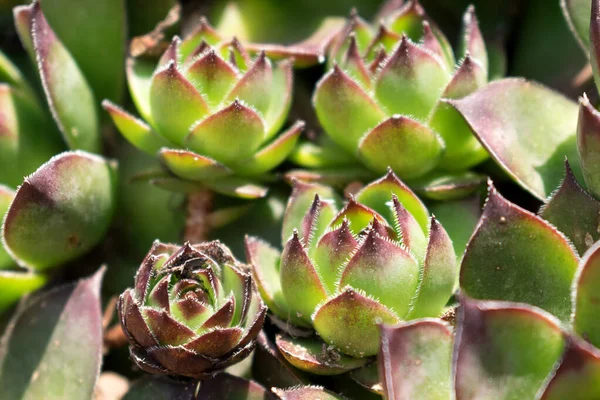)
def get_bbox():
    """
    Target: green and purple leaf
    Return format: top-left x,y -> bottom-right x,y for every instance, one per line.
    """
453,297 -> 566,400
379,319 -> 453,400
0,268 -> 104,399
158,149 -> 232,182
448,79 -> 580,200
3,152 -> 117,270
31,2 -> 100,152
460,182 -> 578,322
358,115 -> 444,179
313,288 -> 400,358
275,334 -> 367,375
273,386 -> 345,400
